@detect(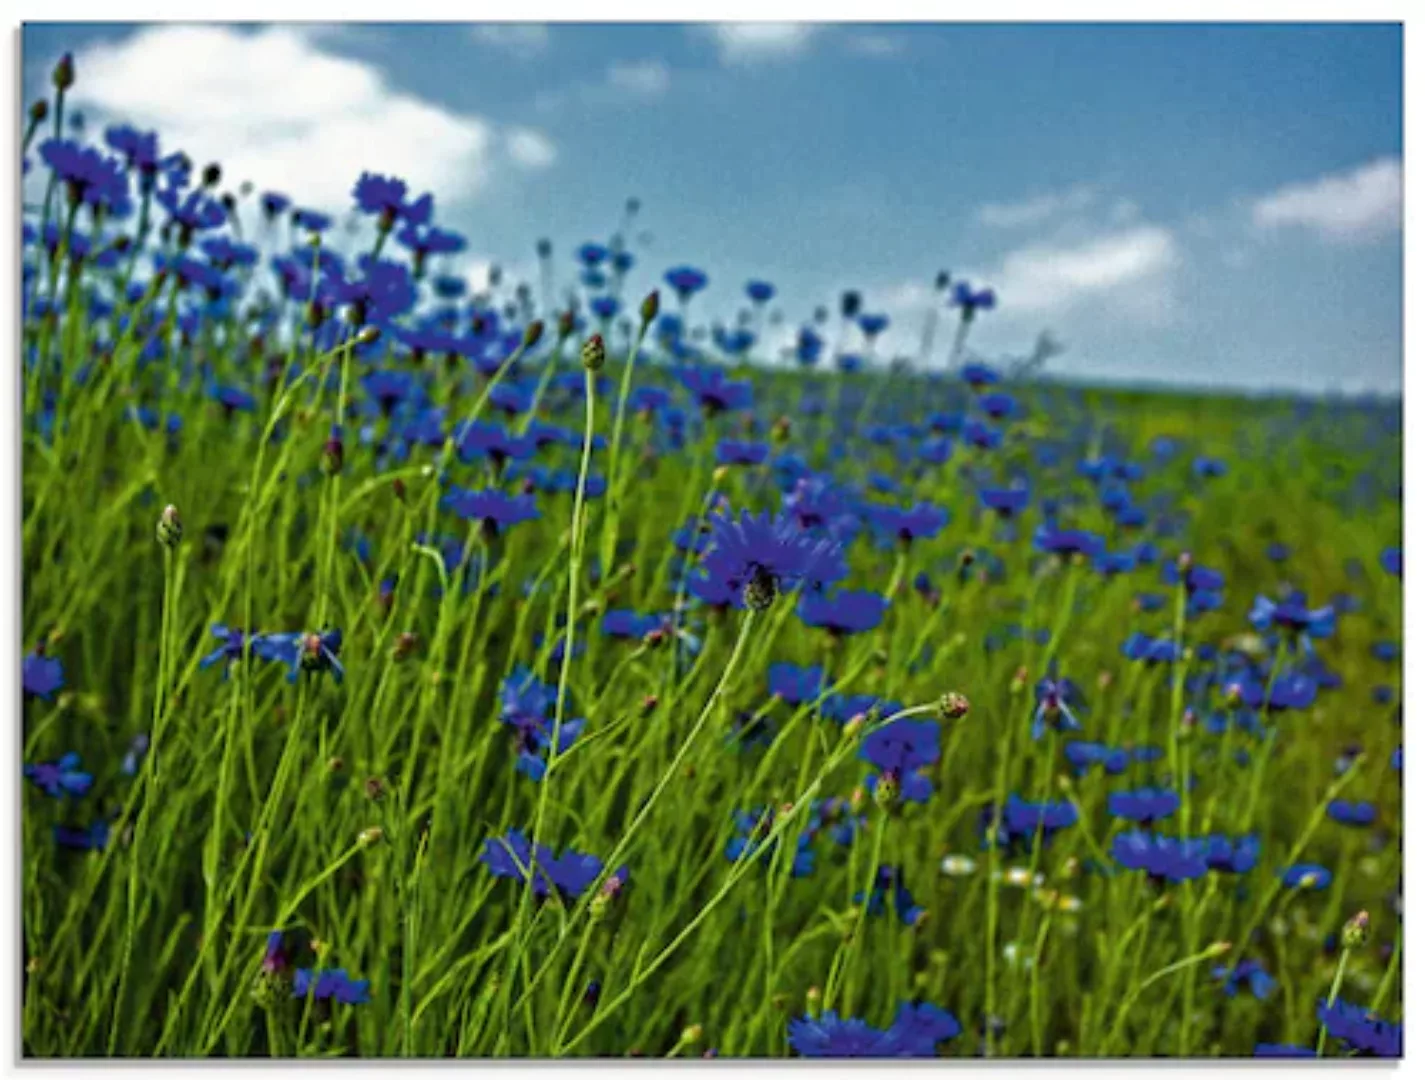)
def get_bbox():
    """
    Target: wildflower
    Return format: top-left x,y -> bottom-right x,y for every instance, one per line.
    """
696,509 -> 848,611
1110,831 -> 1208,883
1033,525 -> 1104,559
1031,664 -> 1085,740
253,629 -> 344,684
1121,632 -> 1184,665
798,589 -> 887,636
1327,800 -> 1377,827
24,753 -> 93,798
664,265 -> 708,299
121,734 -> 150,777
978,486 -> 1030,518
600,610 -> 668,641
22,650 -> 65,700
261,931 -> 289,975
767,663 -> 827,706
1380,547 -> 1401,577
1212,959 -> 1275,1000
55,820 -> 111,851
865,502 -> 949,544
1315,998 -> 1402,1057
856,865 -> 925,926
860,719 -> 940,804
1254,1043 -> 1315,1058
726,808 -> 815,877
480,828 -> 626,901
1281,863 -> 1332,891
990,795 -> 1078,851
440,487 -> 540,535
960,362 -> 999,388
951,281 -> 996,318
293,968 -> 371,1006
746,280 -> 775,304
788,1001 -> 959,1057
1107,787 -> 1181,824
353,172 -> 431,230
676,364 -> 753,414
940,854 -> 977,877
715,439 -> 769,467
1249,595 -> 1336,640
